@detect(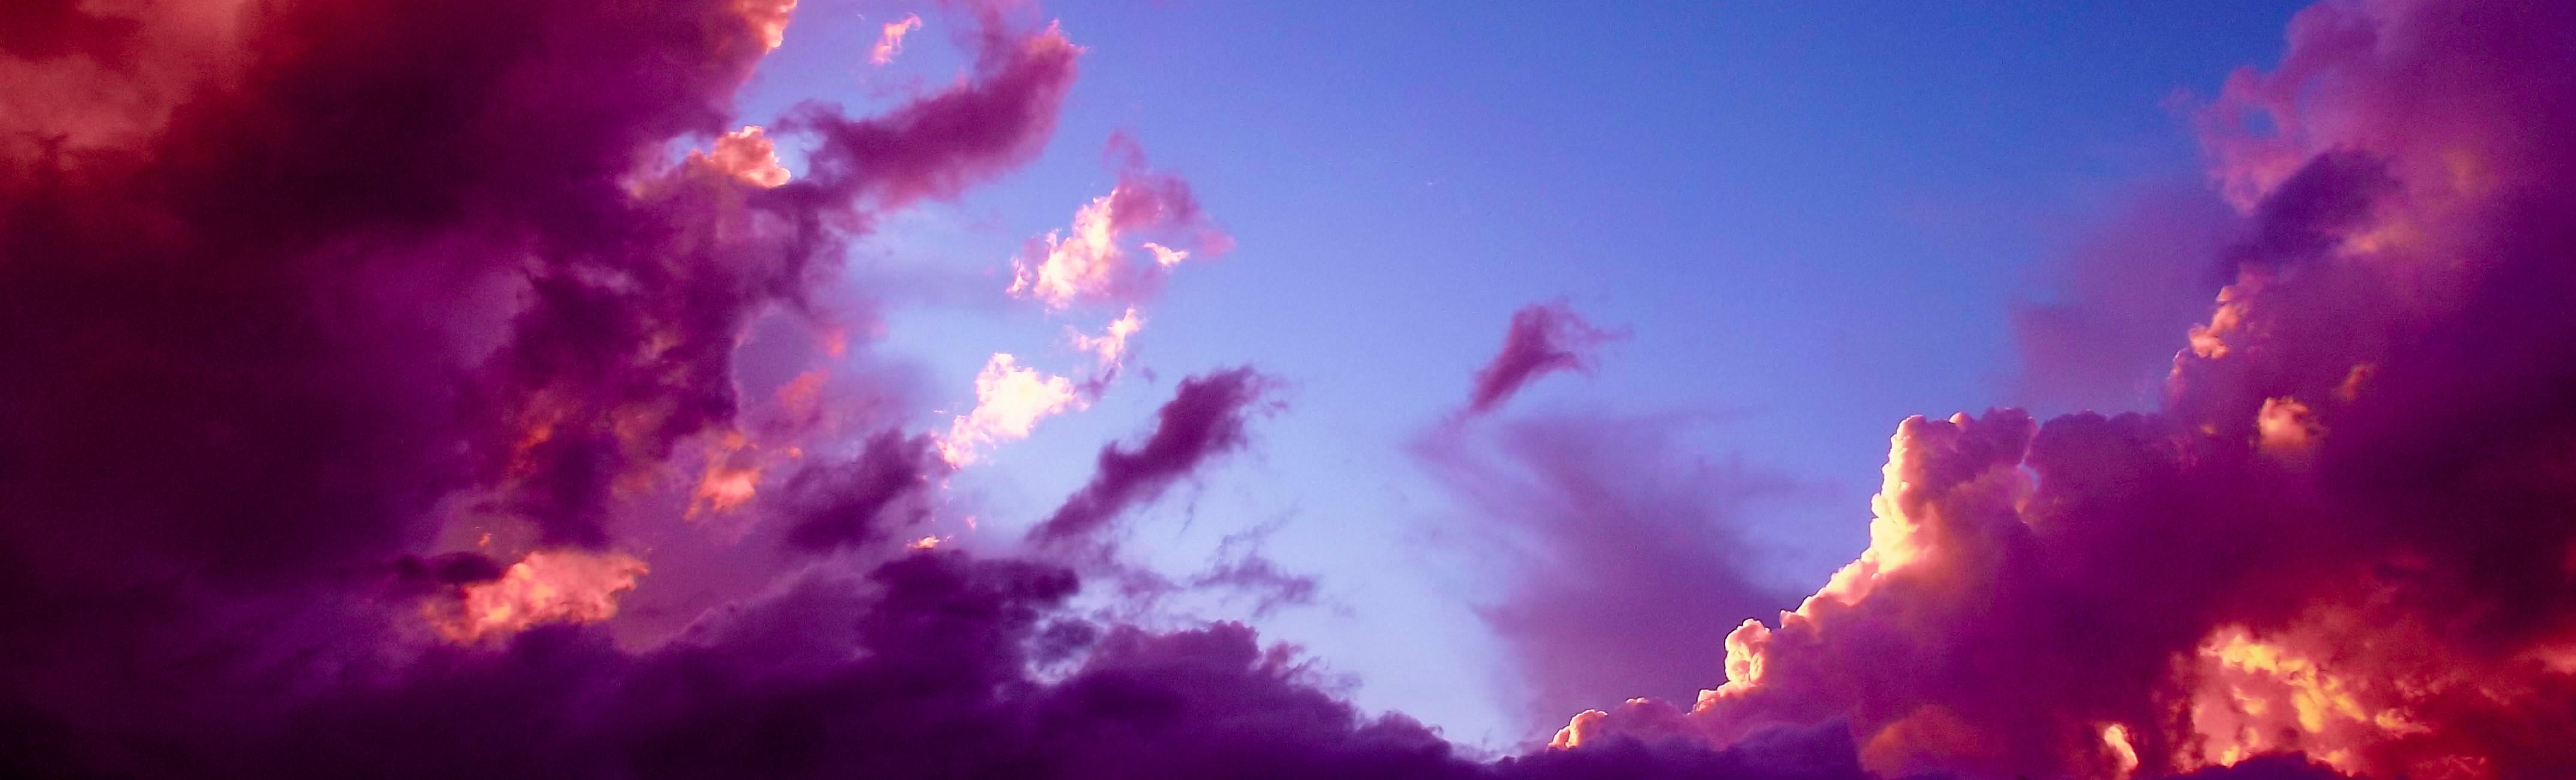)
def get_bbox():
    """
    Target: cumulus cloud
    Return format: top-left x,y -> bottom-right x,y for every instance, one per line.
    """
1555,2 -> 2576,778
